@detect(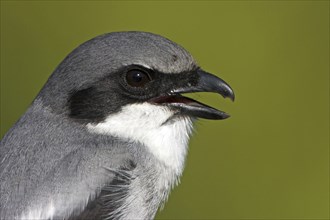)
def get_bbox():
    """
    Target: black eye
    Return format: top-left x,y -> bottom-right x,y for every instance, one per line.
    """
126,69 -> 152,87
